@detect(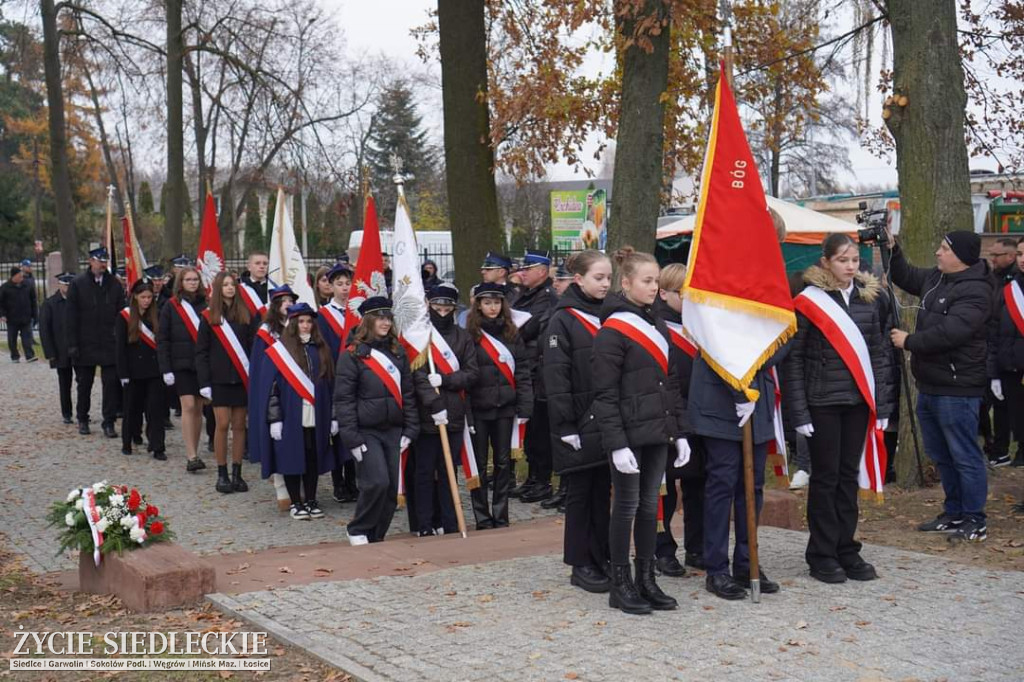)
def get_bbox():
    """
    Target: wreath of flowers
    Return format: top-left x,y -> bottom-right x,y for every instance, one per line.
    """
47,481 -> 173,558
